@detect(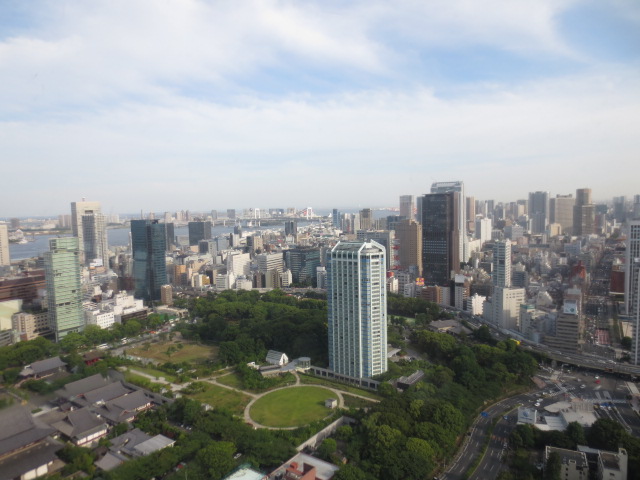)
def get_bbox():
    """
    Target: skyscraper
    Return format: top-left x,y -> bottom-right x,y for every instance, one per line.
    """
492,240 -> 511,288
395,219 -> 422,273
327,241 -> 387,379
359,208 -> 373,230
0,224 -> 9,266
284,220 -> 298,237
188,221 -> 212,246
81,212 -> 109,267
573,188 -> 595,236
528,191 -> 549,234
44,237 -> 83,341
71,200 -> 105,264
420,191 -> 460,286
131,220 -> 167,302
550,194 -> 575,234
431,181 -> 465,261
399,195 -> 414,220
332,209 -> 340,229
